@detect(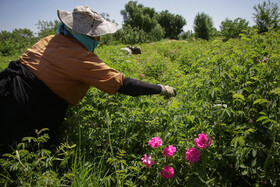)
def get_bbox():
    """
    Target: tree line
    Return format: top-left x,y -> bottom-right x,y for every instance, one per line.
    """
0,0 -> 279,56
